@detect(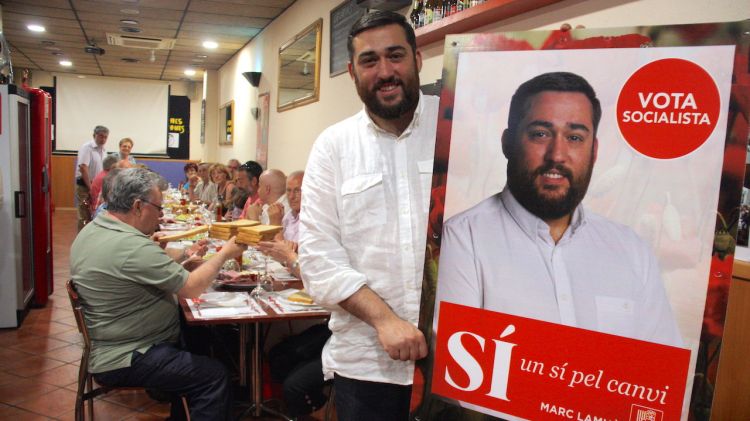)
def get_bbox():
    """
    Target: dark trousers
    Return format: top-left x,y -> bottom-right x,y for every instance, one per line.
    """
334,374 -> 412,421
94,343 -> 231,421
283,357 -> 330,417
